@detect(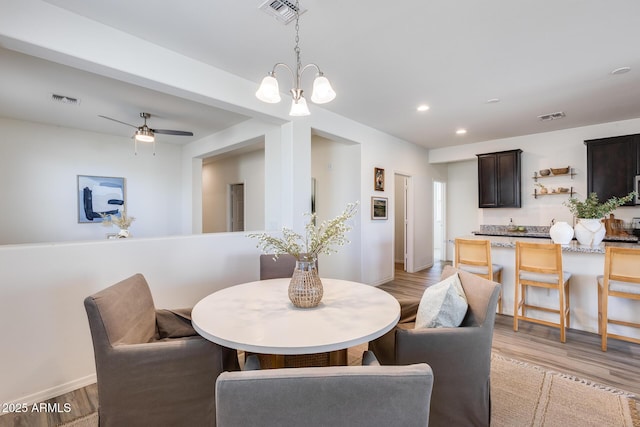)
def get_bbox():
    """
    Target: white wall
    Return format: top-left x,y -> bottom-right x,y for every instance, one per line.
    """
0,234 -> 262,406
202,148 -> 265,233
0,117 -> 183,244
433,118 -> 640,259
311,135 -> 361,280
